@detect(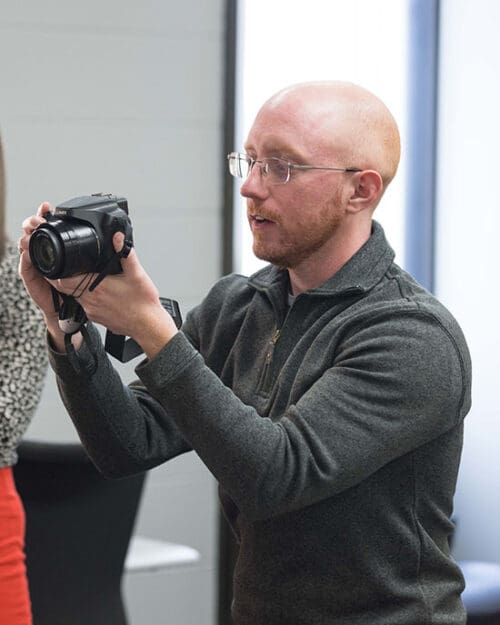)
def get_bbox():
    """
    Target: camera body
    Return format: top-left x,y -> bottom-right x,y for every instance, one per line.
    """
28,193 -> 182,363
29,193 -> 133,279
